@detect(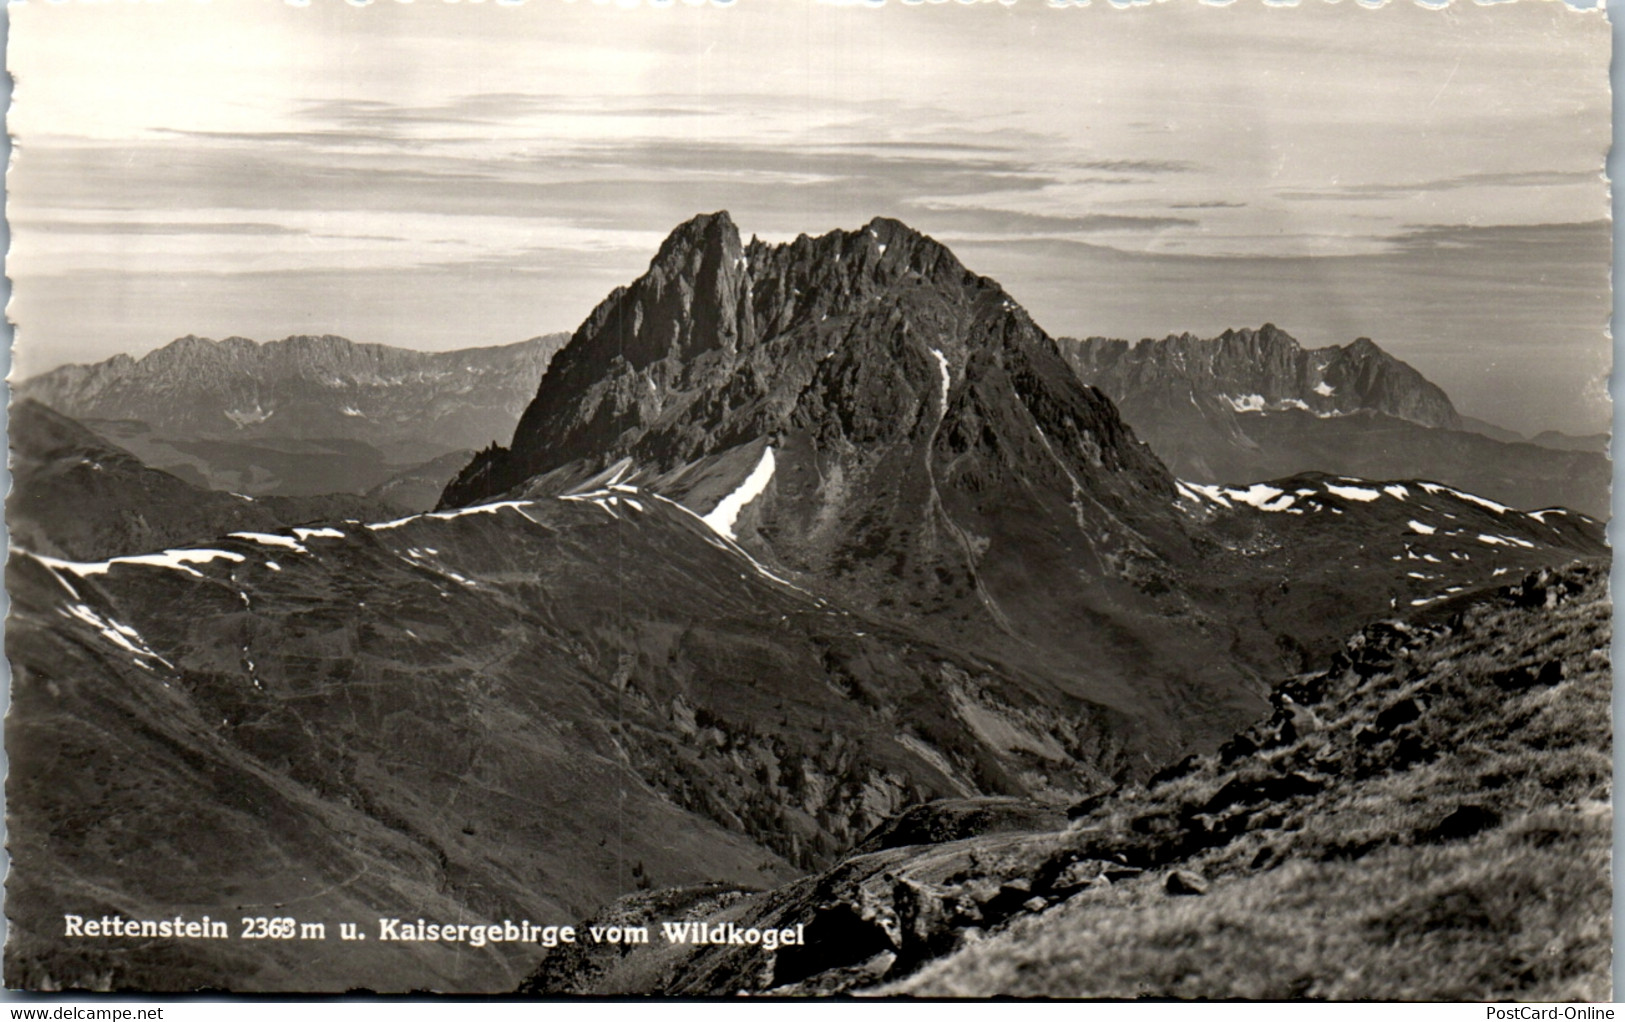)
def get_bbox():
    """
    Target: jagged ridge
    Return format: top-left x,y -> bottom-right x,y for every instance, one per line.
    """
1062,325 -> 1461,429
18,333 -> 567,451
